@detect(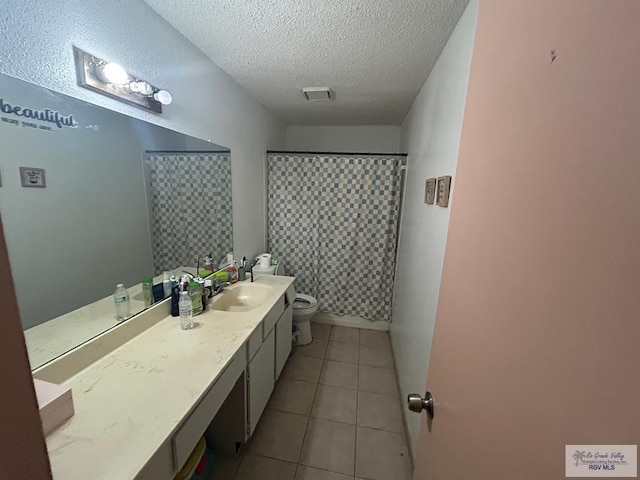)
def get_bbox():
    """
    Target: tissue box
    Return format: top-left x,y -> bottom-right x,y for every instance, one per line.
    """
33,379 -> 74,436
